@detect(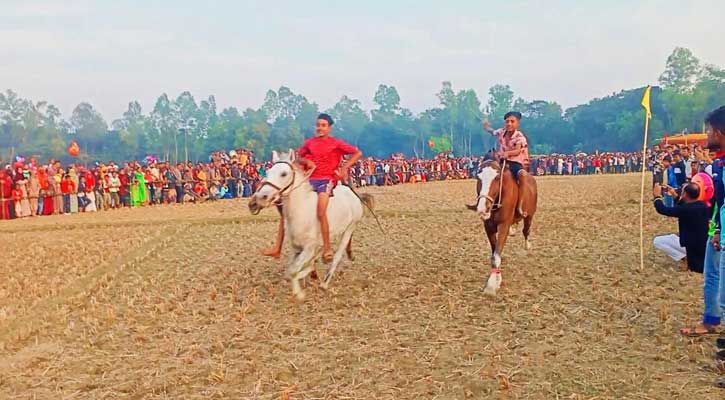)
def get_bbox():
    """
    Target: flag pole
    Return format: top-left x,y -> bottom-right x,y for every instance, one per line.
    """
639,117 -> 650,270
639,86 -> 652,271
